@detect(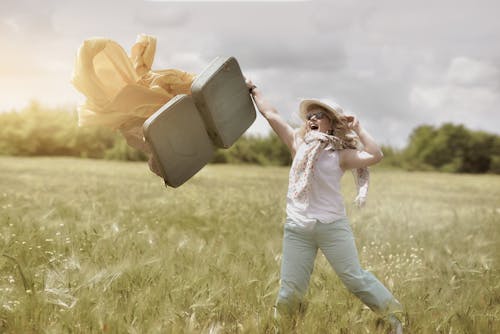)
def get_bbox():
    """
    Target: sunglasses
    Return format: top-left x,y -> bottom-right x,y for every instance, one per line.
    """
306,111 -> 328,121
